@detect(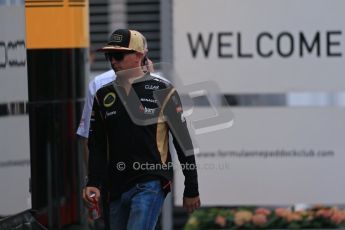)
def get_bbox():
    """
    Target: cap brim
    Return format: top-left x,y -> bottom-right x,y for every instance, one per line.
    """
96,45 -> 134,52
